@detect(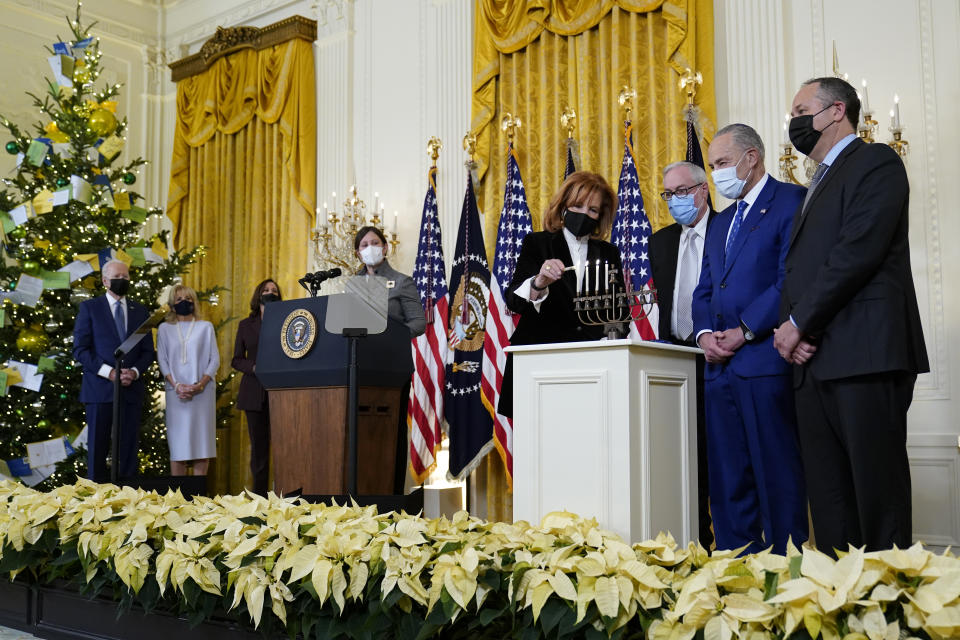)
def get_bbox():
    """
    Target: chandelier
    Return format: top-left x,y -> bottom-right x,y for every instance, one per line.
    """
312,185 -> 399,273
780,43 -> 908,186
